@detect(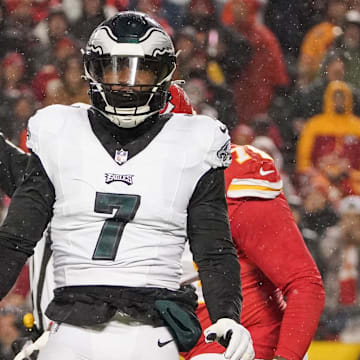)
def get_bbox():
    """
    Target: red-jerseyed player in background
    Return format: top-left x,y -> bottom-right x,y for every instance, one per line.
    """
164,84 -> 325,360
